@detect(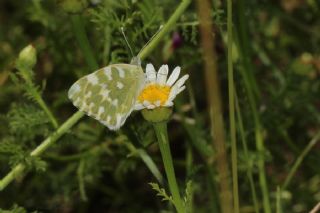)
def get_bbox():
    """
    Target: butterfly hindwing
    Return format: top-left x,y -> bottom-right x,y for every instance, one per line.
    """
68,64 -> 145,130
